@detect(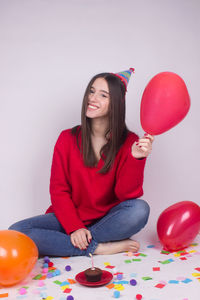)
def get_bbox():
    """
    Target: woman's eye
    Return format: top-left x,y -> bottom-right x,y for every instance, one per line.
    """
90,89 -> 94,94
101,94 -> 107,98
